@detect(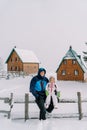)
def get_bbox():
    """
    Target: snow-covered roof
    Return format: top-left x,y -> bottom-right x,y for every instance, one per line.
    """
6,48 -> 40,63
56,46 -> 87,72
